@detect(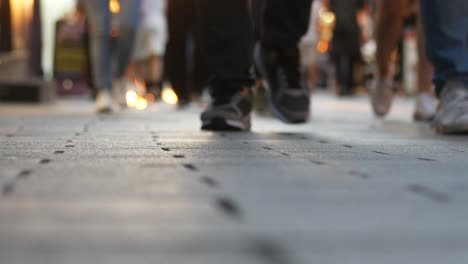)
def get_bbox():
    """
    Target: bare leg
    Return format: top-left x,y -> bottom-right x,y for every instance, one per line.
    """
416,13 -> 434,94
413,10 -> 437,121
375,0 -> 406,78
370,0 -> 407,117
